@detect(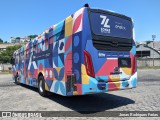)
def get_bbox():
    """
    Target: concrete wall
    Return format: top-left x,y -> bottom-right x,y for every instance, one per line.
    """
137,58 -> 160,67
0,63 -> 12,71
0,43 -> 16,49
